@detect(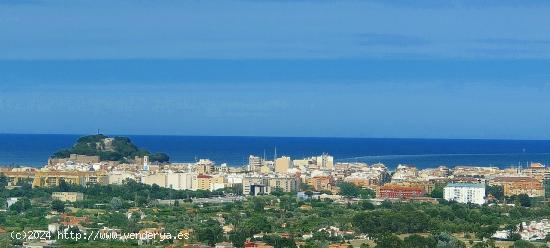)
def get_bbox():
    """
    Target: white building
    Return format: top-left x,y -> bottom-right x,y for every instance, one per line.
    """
166,172 -> 196,190
6,197 -> 19,208
108,171 -> 135,185
316,154 -> 334,170
142,172 -> 197,190
444,183 -> 485,205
